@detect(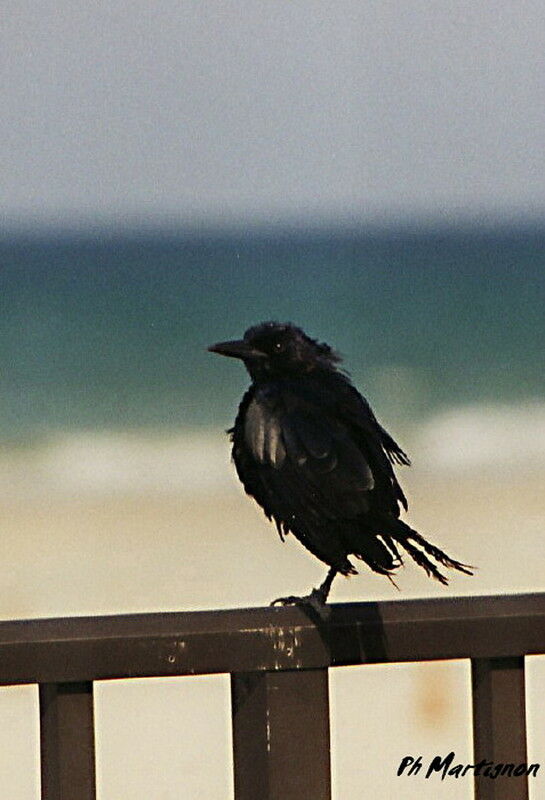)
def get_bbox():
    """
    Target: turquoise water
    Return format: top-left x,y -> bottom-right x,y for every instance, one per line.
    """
1,224 -> 544,443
